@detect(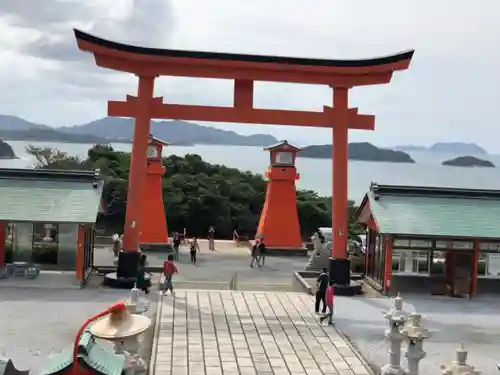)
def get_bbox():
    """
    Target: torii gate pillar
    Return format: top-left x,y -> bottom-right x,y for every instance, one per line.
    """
256,141 -> 306,255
